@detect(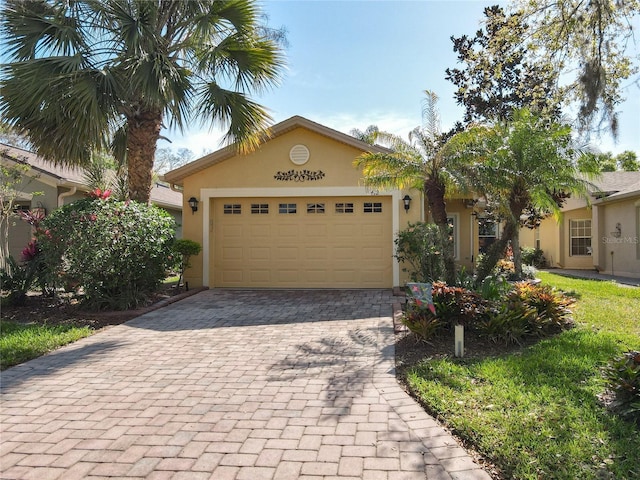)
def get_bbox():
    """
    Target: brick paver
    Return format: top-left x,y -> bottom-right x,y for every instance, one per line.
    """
0,289 -> 492,479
